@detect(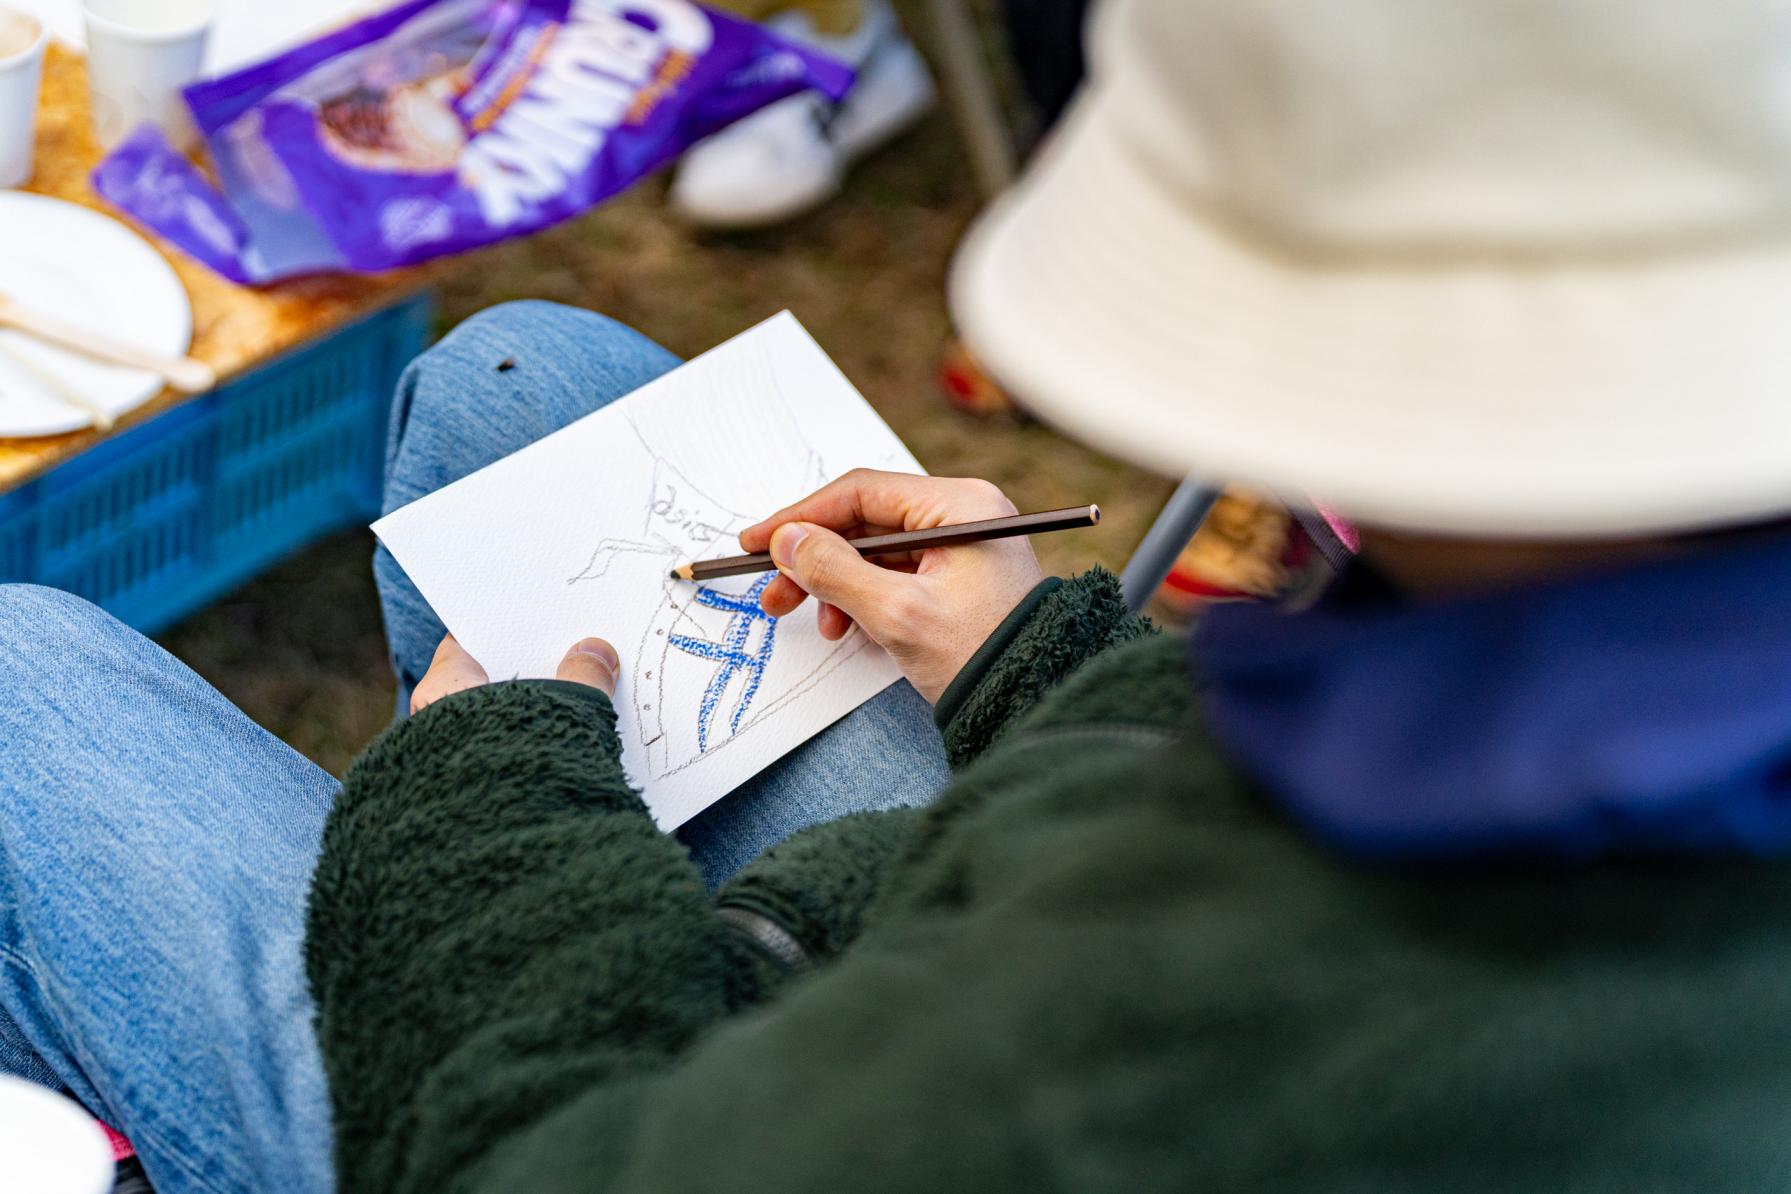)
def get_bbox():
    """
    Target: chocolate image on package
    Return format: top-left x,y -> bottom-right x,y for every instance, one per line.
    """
91,0 -> 855,283
318,83 -> 468,174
